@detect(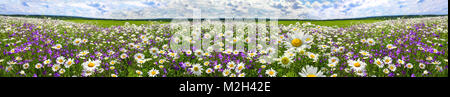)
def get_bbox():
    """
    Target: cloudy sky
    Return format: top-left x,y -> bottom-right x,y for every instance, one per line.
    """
0,0 -> 448,19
